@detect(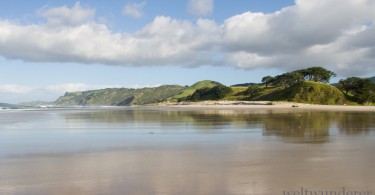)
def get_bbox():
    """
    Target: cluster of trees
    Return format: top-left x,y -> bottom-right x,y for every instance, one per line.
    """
262,67 -> 336,89
188,85 -> 232,101
237,85 -> 264,100
176,66 -> 375,105
338,77 -> 375,104
231,83 -> 258,87
260,66 -> 375,104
